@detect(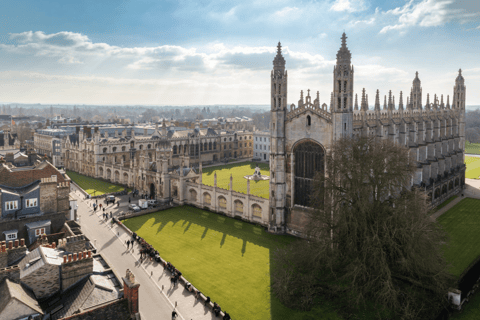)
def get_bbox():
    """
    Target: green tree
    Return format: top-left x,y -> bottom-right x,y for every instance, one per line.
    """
272,137 -> 454,319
